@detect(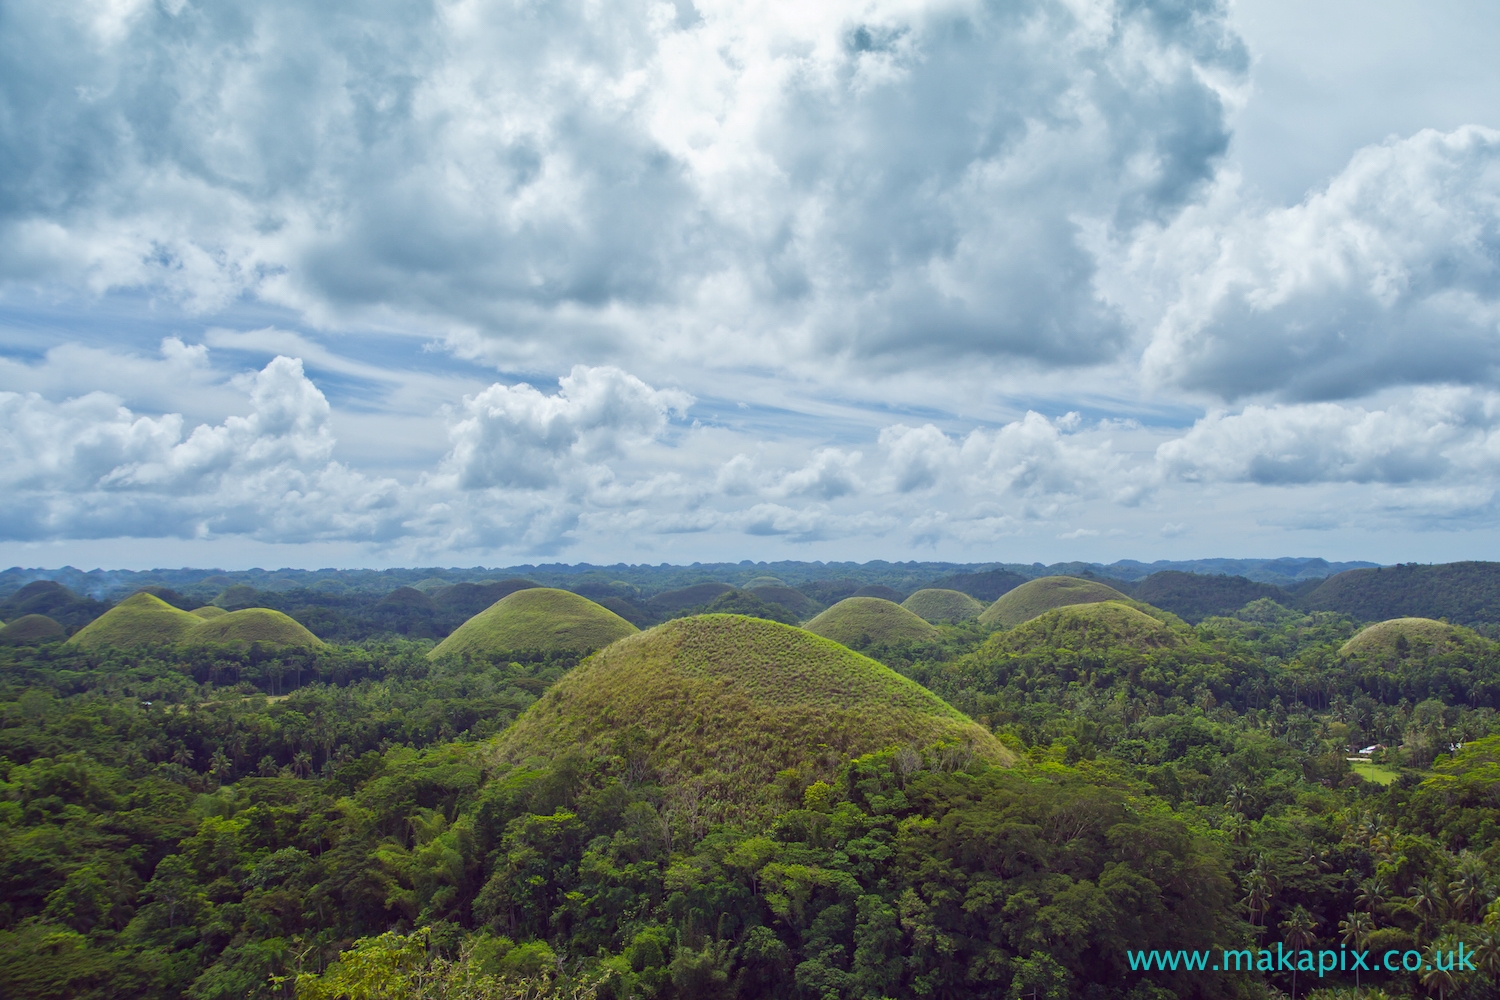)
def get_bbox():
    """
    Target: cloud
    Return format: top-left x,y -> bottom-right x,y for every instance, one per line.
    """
0,356 -> 402,541
0,0 -> 1245,376
1112,126 -> 1500,400
441,365 -> 692,490
1155,387 -> 1500,486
